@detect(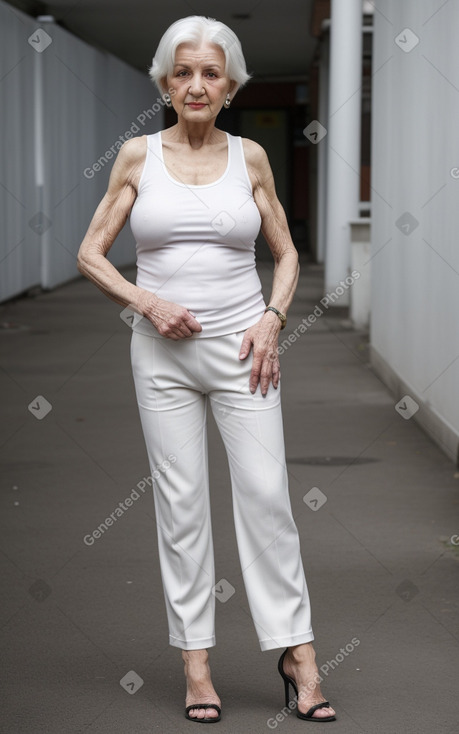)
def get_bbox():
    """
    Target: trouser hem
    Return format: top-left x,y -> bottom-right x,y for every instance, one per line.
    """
169,634 -> 216,650
259,630 -> 315,652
